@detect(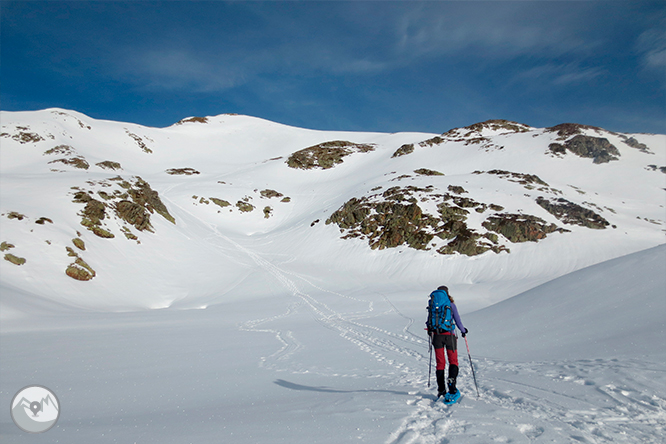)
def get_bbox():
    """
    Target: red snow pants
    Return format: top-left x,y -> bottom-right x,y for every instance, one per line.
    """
432,332 -> 459,370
